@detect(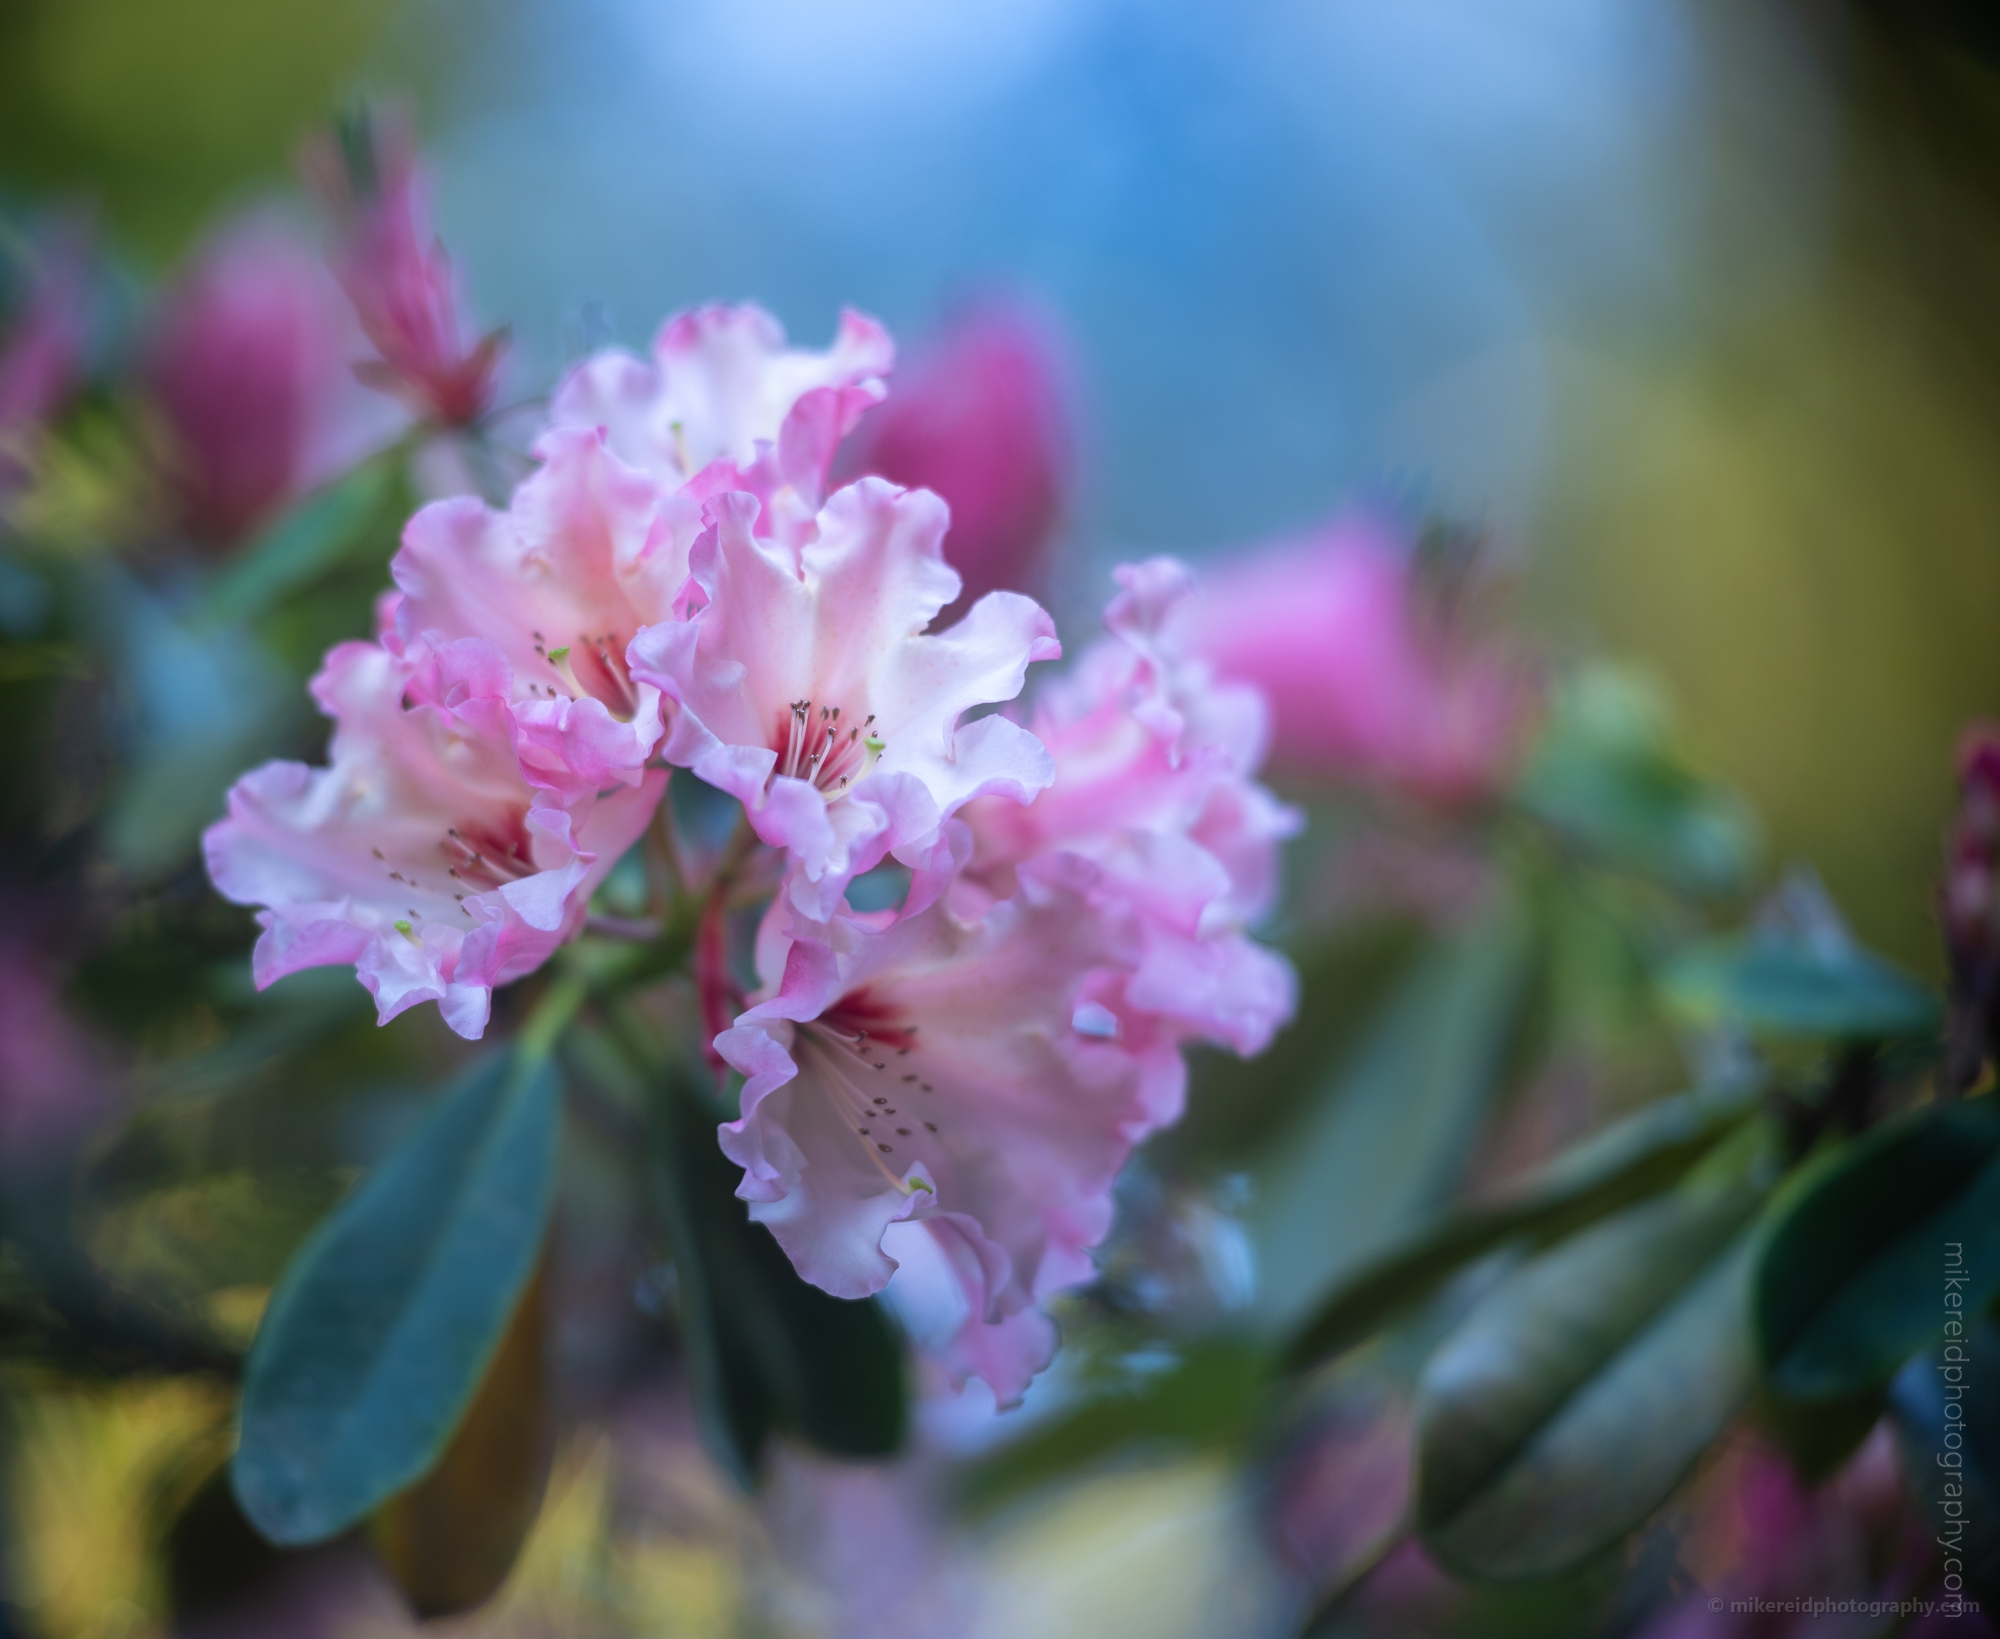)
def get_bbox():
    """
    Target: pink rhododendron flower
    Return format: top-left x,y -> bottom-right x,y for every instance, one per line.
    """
205,639 -> 663,1040
632,478 -> 1060,920
959,558 -> 1298,1056
144,220 -> 361,545
550,302 -> 892,546
301,110 -> 504,428
843,302 -> 1069,620
1182,517 -> 1531,802
713,862 -> 1179,1406
388,425 -> 699,807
